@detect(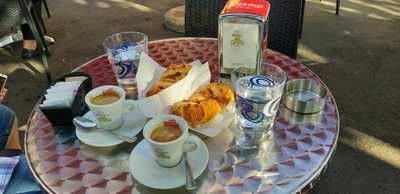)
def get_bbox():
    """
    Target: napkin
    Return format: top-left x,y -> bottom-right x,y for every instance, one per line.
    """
40,80 -> 85,108
136,53 -> 211,117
